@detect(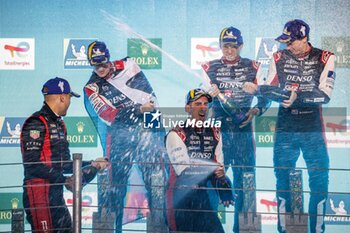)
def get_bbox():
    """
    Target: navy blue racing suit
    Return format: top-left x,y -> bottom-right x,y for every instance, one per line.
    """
84,57 -> 166,232
202,57 -> 269,232
165,123 -> 227,233
266,45 -> 335,233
